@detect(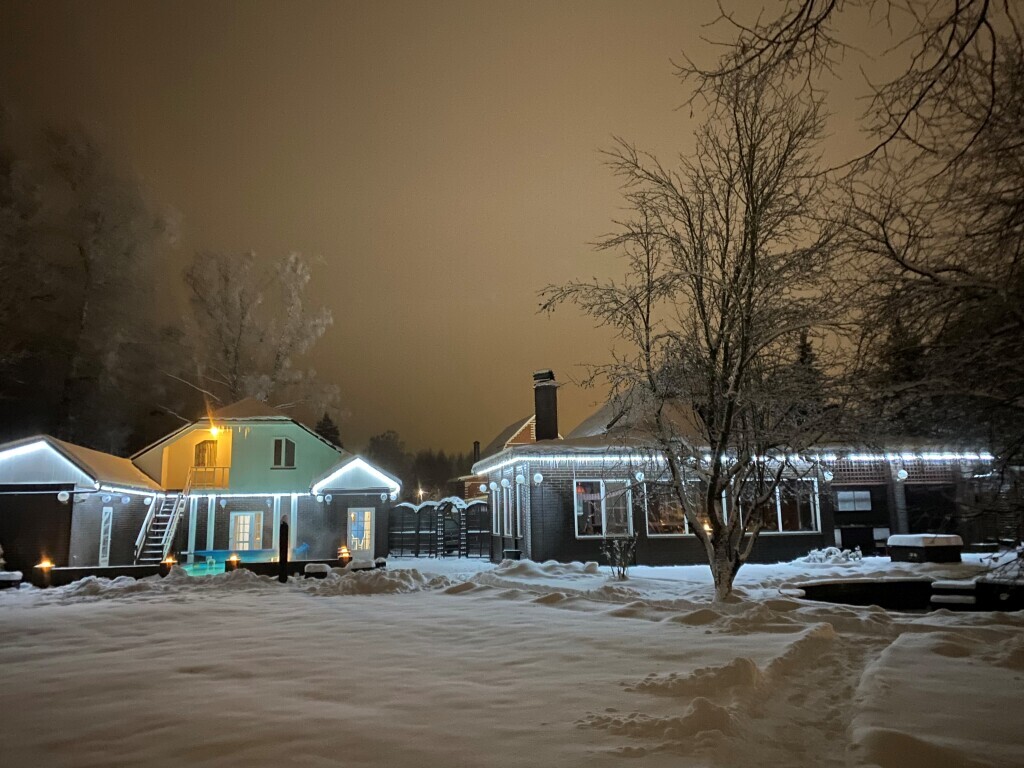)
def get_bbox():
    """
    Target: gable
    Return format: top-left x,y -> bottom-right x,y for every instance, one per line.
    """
312,457 -> 401,495
0,439 -> 94,489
